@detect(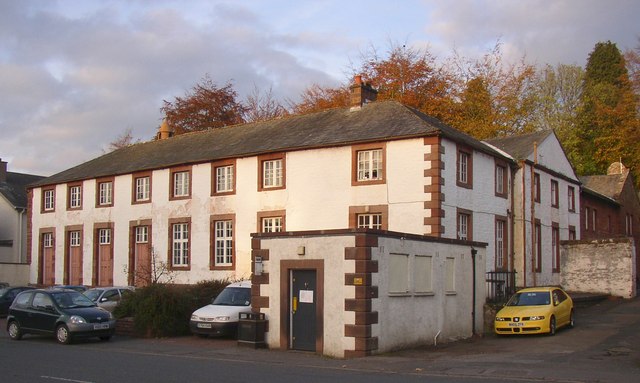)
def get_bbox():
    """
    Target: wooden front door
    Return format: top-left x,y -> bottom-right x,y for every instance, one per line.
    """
134,226 -> 151,287
97,228 -> 113,286
42,233 -> 55,286
68,231 -> 82,285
